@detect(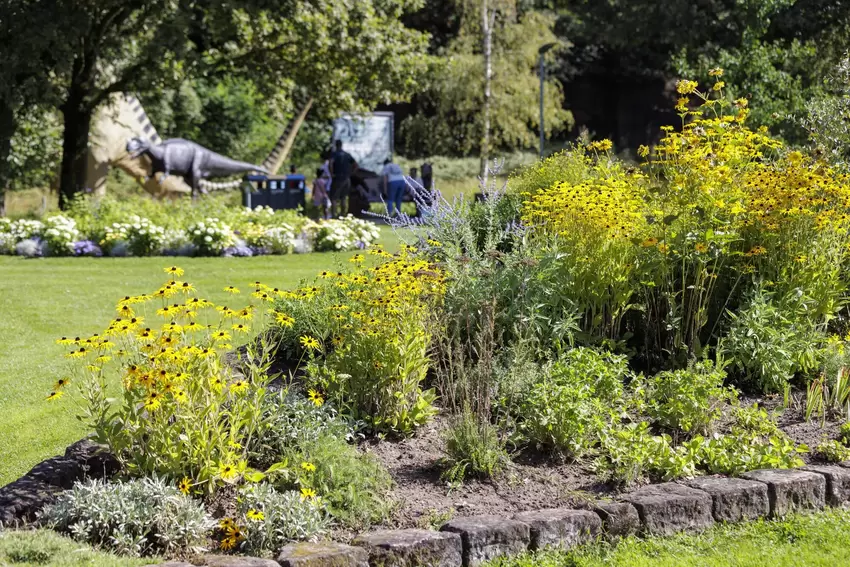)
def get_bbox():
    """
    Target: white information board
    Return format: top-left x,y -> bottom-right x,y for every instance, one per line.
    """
332,112 -> 394,174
